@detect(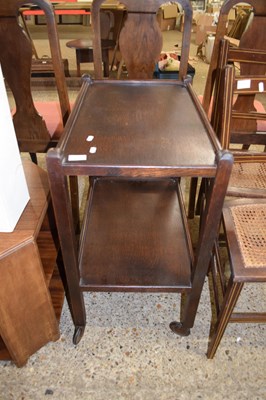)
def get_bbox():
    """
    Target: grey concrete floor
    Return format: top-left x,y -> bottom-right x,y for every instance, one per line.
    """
1,23 -> 265,400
